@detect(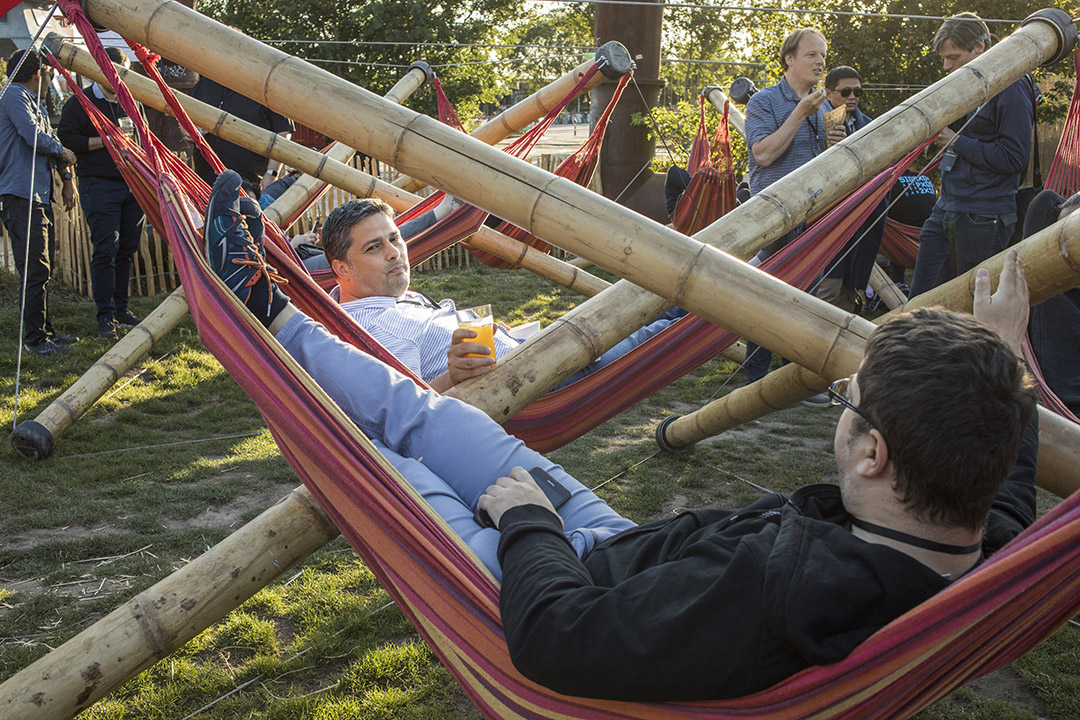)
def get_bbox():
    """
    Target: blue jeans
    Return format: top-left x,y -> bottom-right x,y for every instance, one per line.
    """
277,312 -> 637,579
557,306 -> 688,387
910,205 -> 1014,298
